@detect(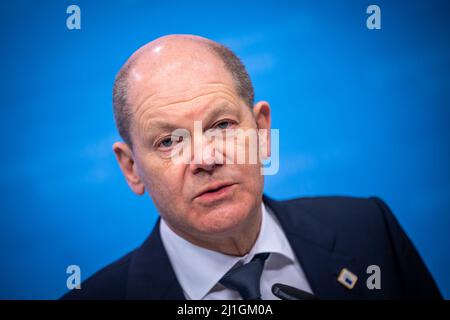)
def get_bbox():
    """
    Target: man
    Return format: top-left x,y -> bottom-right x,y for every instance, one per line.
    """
62,35 -> 441,300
